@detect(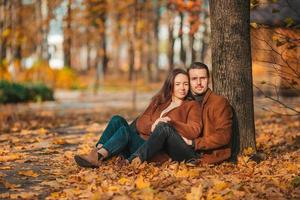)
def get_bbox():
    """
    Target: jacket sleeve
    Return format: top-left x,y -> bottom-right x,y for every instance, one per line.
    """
136,101 -> 156,136
194,98 -> 233,150
171,102 -> 202,140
